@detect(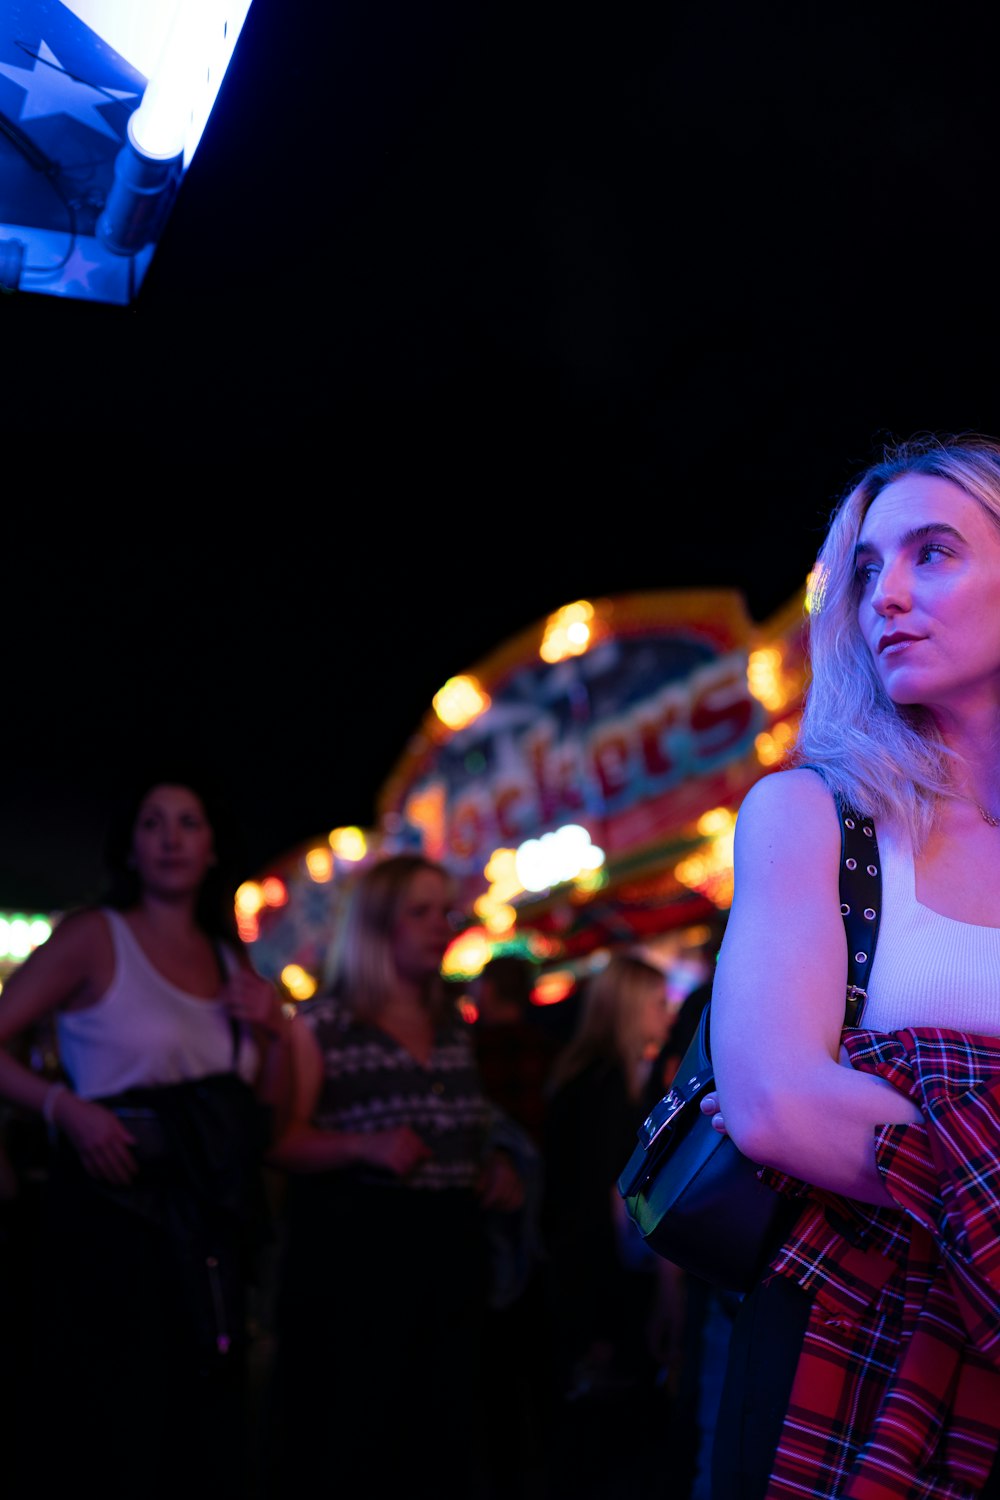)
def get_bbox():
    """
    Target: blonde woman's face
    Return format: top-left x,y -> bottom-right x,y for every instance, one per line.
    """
390,869 -> 454,984
856,475 -> 1000,718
